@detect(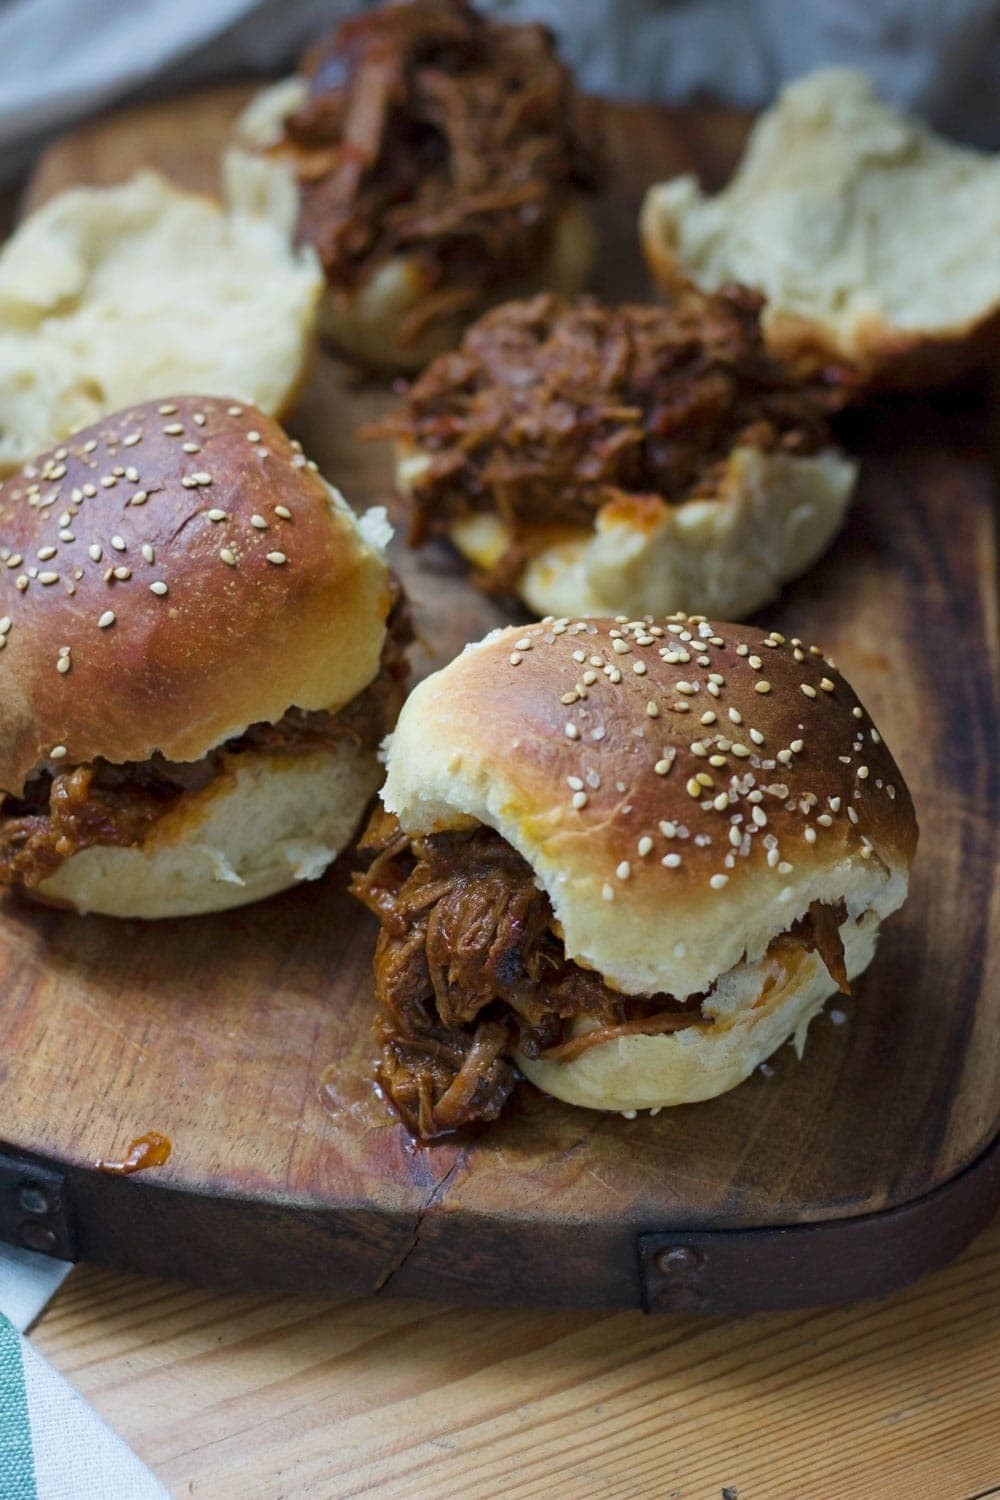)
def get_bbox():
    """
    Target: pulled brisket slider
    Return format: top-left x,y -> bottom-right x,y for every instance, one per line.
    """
353,614 -> 917,1137
236,0 -> 598,369
377,288 -> 857,620
0,397 -> 409,918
